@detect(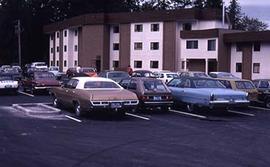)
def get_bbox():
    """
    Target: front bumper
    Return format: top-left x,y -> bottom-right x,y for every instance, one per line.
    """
209,100 -> 250,108
34,86 -> 60,90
